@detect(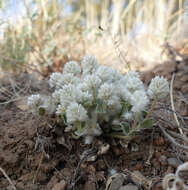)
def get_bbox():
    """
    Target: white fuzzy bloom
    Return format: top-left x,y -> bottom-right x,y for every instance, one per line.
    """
60,84 -> 82,108
27,94 -> 43,112
49,72 -> 63,88
63,61 -> 81,76
56,104 -> 66,115
147,76 -> 169,99
98,83 -> 114,102
82,75 -> 102,93
111,69 -> 123,82
116,85 -> 131,102
122,112 -> 134,121
96,66 -> 114,83
52,89 -> 64,104
66,102 -> 88,123
130,90 -> 149,113
56,73 -> 80,89
42,96 -> 56,114
120,71 -> 144,93
81,55 -> 99,75
98,83 -> 122,113
79,91 -> 94,106
106,95 -> 122,114
124,70 -> 140,79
